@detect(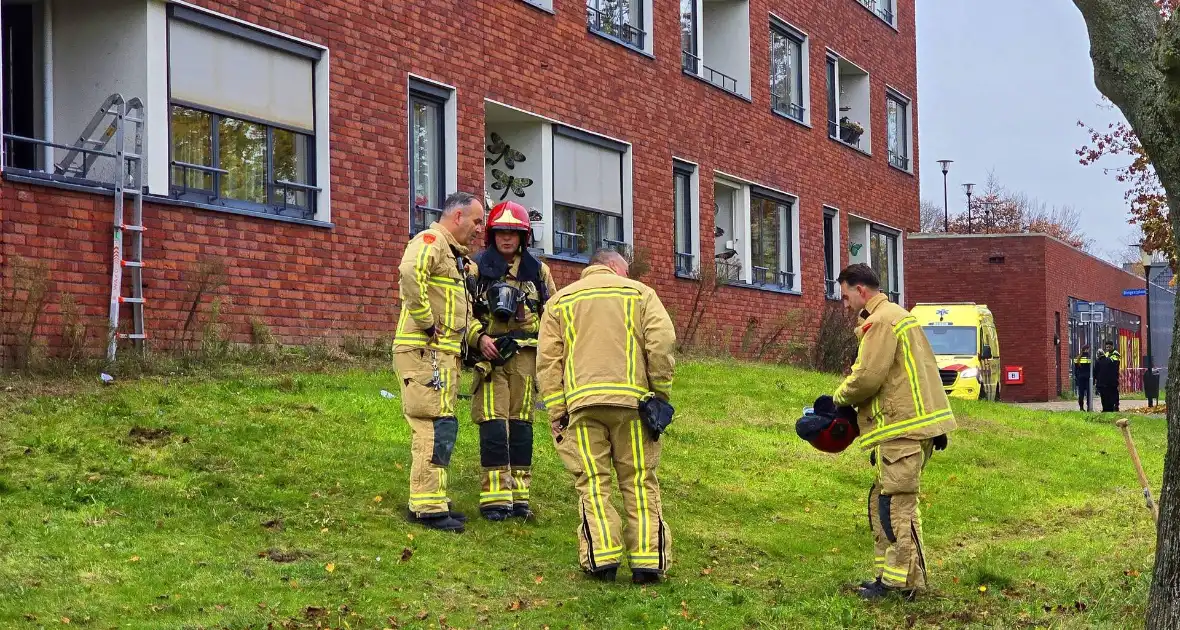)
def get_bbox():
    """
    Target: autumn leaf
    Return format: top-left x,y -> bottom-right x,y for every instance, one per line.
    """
61,617 -> 70,624
534,575 -> 543,584
129,556 -> 141,563
325,563 -> 336,573
407,533 -> 415,541
320,527 -> 329,533
700,568 -> 713,576
395,463 -> 404,470
374,495 -> 383,503
680,601 -> 690,620
400,547 -> 413,562
416,610 -> 429,620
